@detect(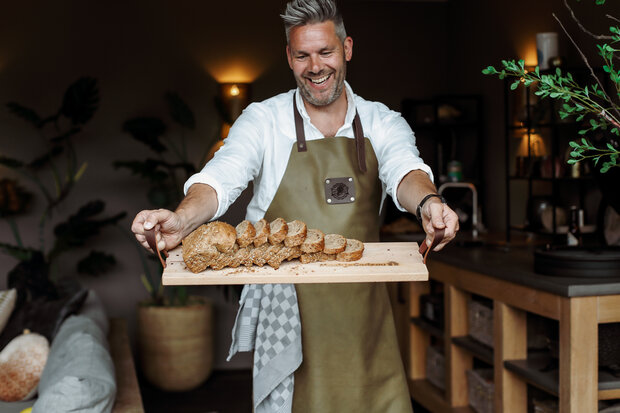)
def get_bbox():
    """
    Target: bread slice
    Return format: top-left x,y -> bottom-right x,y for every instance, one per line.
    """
300,229 -> 325,253
299,252 -> 335,264
268,218 -> 288,245
267,246 -> 302,269
336,239 -> 365,262
249,243 -> 270,266
284,220 -> 307,247
253,219 -> 270,247
323,233 -> 347,254
210,244 -> 240,270
183,243 -> 218,273
236,220 -> 256,248
182,222 -> 236,273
